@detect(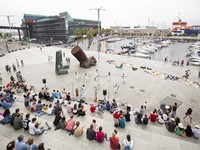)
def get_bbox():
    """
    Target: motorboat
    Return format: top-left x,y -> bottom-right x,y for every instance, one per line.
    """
106,38 -> 122,43
131,52 -> 149,58
189,61 -> 200,66
135,48 -> 150,54
106,46 -> 114,52
121,44 -> 135,50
